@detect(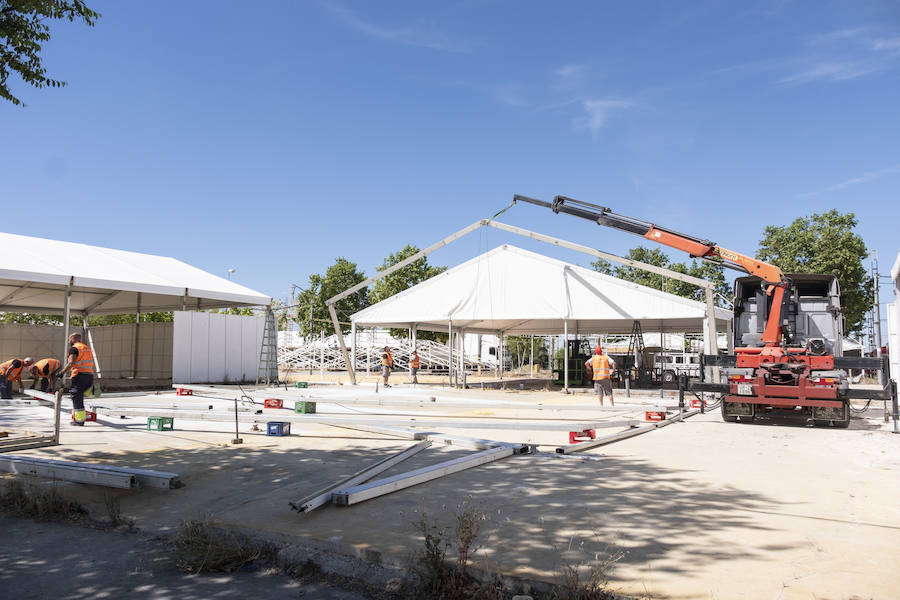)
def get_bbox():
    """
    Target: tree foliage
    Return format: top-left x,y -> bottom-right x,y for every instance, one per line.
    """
591,246 -> 730,307
0,0 -> 100,106
756,210 -> 871,334
0,311 -> 173,325
369,245 -> 447,341
295,258 -> 368,337
505,336 -> 548,369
